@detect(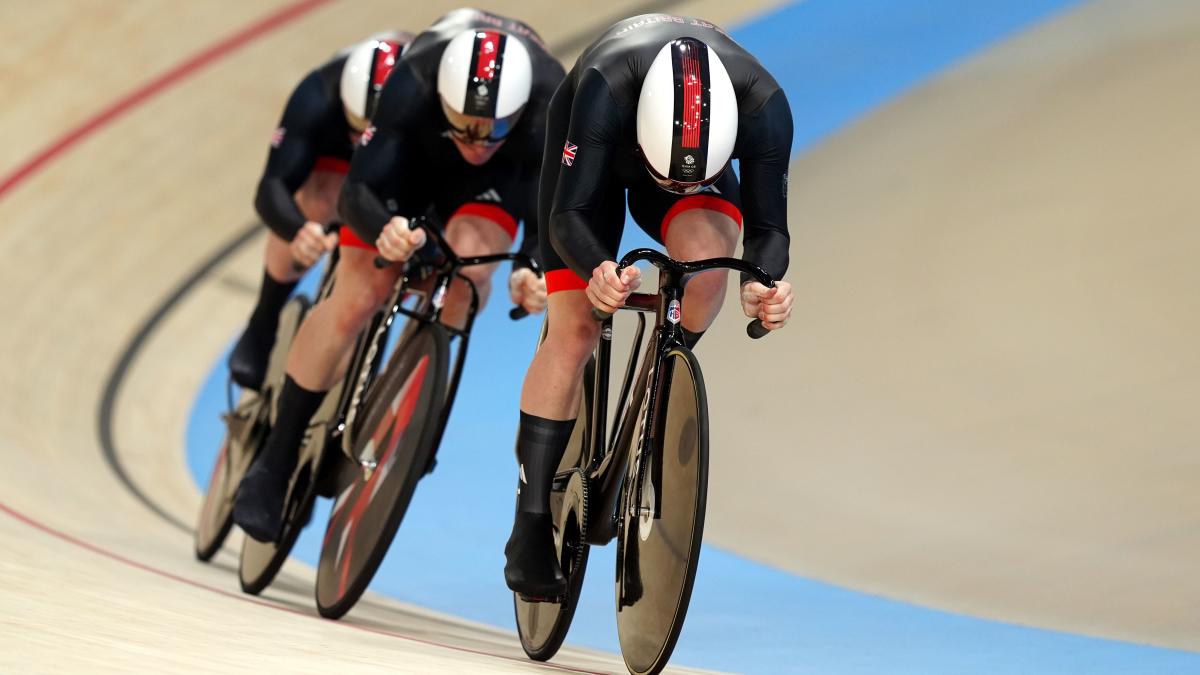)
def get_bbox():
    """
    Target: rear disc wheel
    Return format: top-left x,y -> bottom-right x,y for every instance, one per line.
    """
514,468 -> 590,661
